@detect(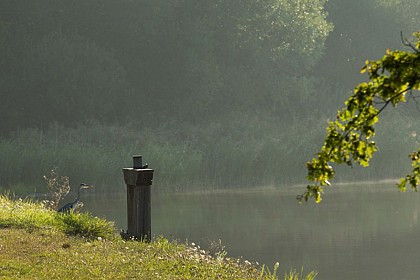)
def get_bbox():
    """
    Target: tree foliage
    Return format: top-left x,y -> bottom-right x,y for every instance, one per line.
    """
301,32 -> 420,203
0,0 -> 332,132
